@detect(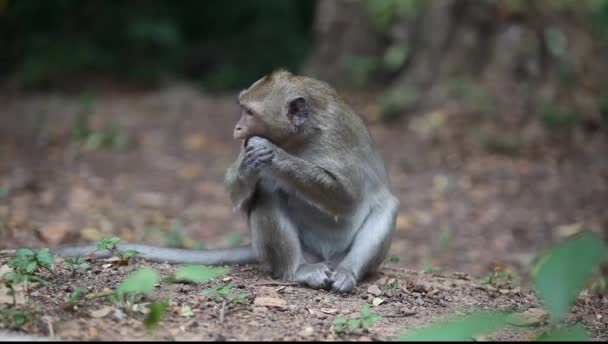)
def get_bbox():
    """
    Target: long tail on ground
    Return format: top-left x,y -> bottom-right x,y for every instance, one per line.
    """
51,244 -> 257,265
